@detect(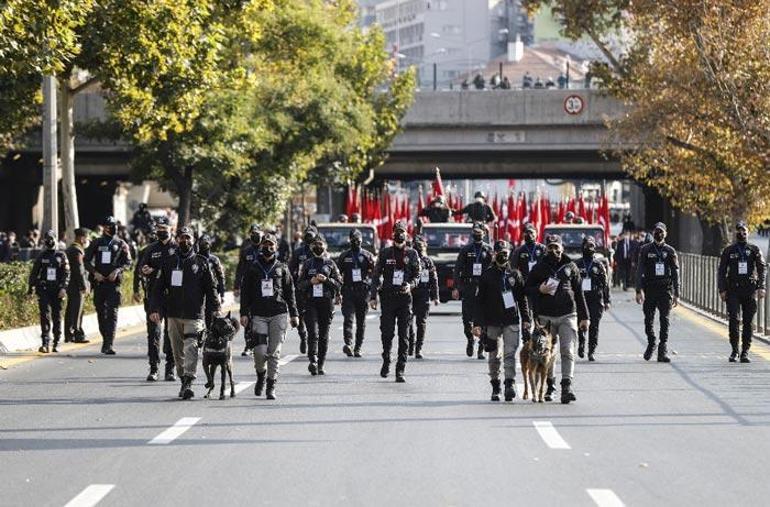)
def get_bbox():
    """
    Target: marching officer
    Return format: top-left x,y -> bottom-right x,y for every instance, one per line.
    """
635,222 -> 680,363
452,222 -> 494,359
408,235 -> 439,359
512,223 -> 546,313
370,227 -> 421,382
472,240 -> 530,402
289,226 -> 318,354
525,234 -> 590,404
28,230 -> 70,353
85,216 -> 132,355
149,227 -> 220,400
718,221 -> 767,363
575,237 -> 611,361
296,235 -> 342,375
133,217 -> 176,381
240,233 -> 300,399
234,223 -> 263,356
198,234 -> 226,329
337,229 -> 376,358
64,228 -> 90,344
